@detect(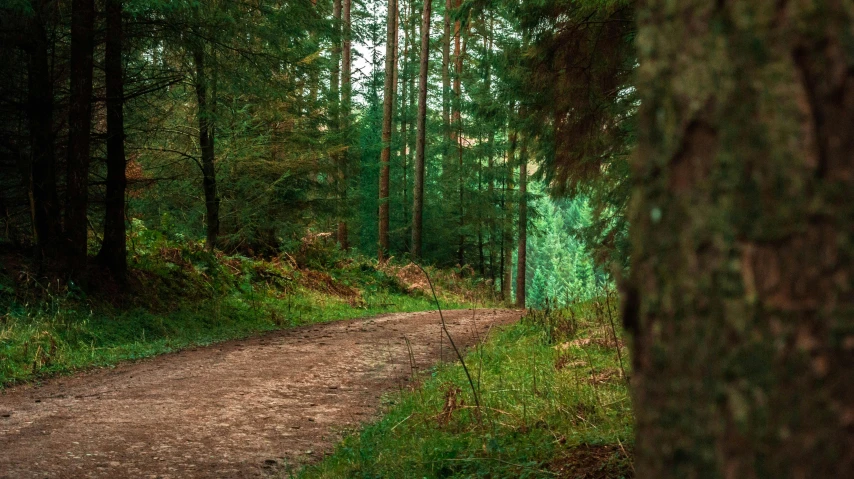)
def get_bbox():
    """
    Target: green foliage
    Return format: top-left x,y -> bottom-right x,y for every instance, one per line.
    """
299,296 -> 633,478
525,189 -> 609,308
